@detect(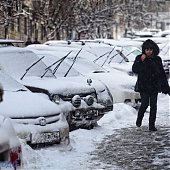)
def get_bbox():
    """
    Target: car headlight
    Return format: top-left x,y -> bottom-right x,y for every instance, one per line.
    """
84,95 -> 94,106
52,94 -> 60,104
90,92 -> 97,100
74,110 -> 81,117
72,95 -> 81,108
